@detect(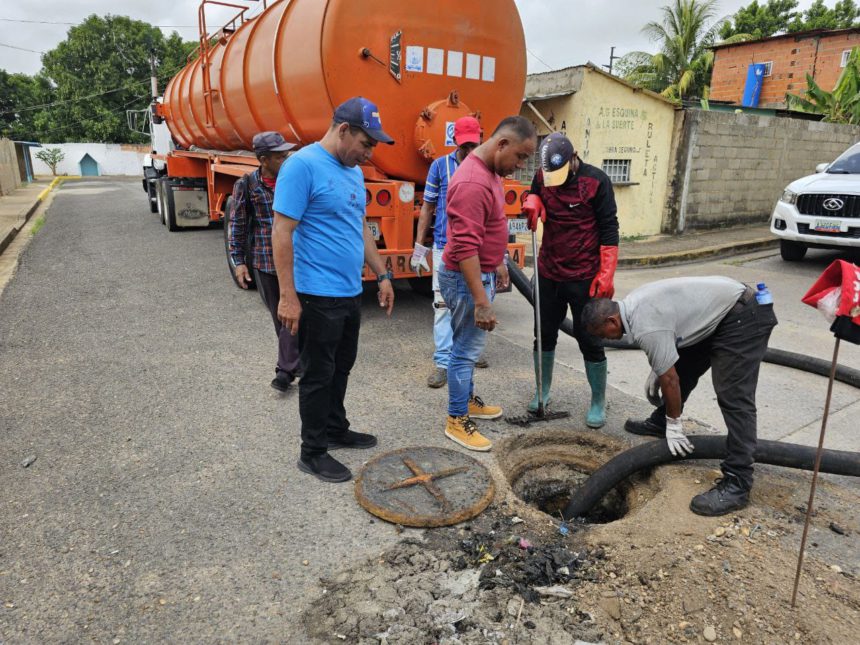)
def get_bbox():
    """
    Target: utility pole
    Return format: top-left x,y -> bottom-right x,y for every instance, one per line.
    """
149,49 -> 159,100
603,46 -> 620,76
